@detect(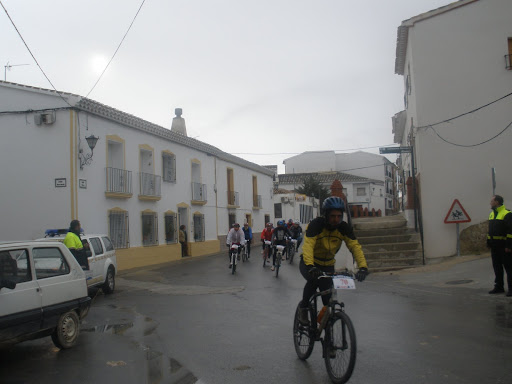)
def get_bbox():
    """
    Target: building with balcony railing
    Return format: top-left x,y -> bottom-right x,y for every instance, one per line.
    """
0,83 -> 275,270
